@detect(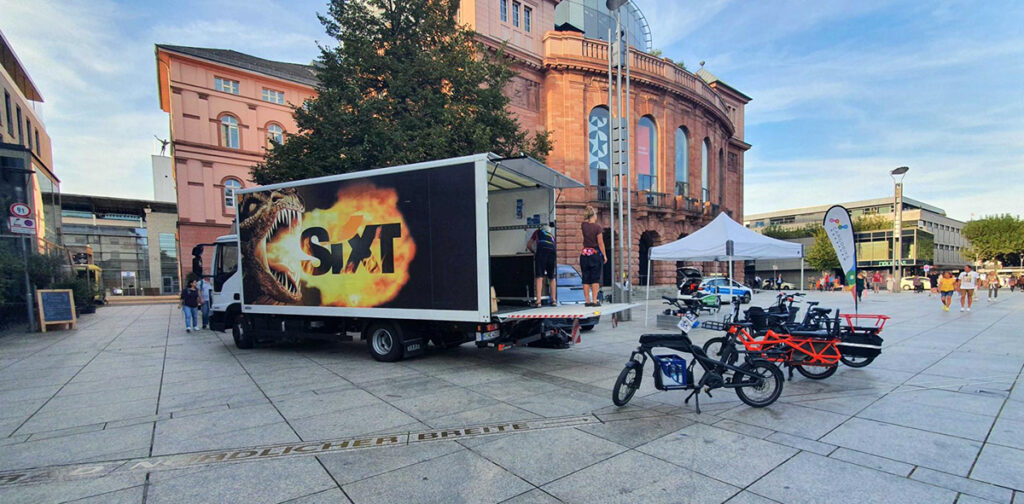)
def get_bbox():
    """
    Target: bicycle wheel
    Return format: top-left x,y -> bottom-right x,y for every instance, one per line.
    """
702,337 -> 738,366
795,363 -> 838,380
612,363 -> 642,406
840,354 -> 876,368
734,359 -> 784,408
